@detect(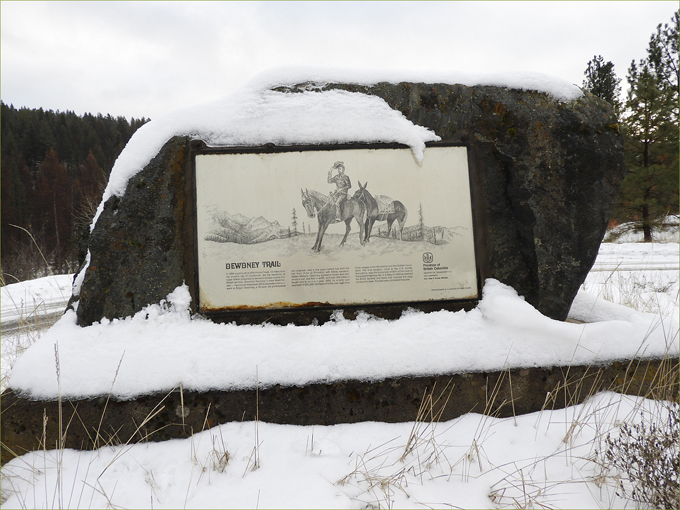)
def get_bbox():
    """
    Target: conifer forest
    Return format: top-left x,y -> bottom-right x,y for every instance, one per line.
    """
1,102 -> 148,281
